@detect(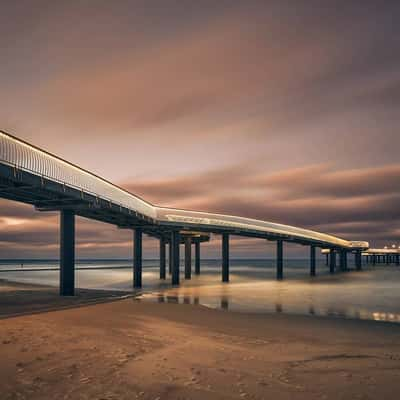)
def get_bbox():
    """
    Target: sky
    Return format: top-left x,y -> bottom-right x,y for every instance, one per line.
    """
1,0 -> 400,259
